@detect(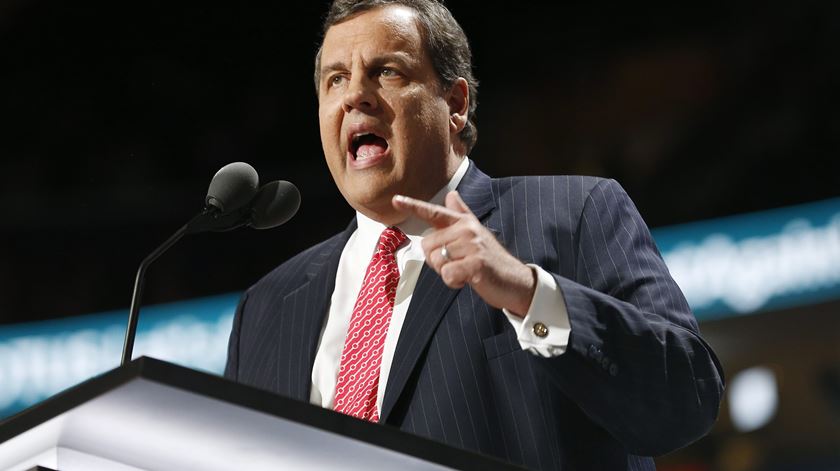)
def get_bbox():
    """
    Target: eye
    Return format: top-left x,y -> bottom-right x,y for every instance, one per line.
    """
380,67 -> 398,78
328,74 -> 346,88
